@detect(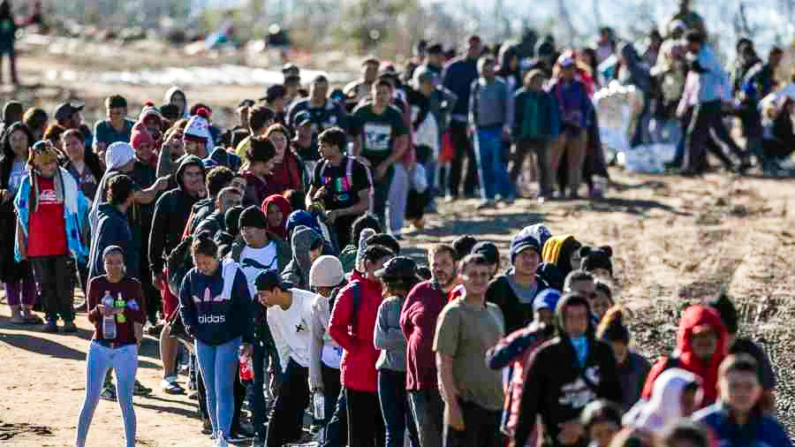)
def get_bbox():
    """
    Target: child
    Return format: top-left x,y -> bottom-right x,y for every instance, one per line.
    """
580,400 -> 622,447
